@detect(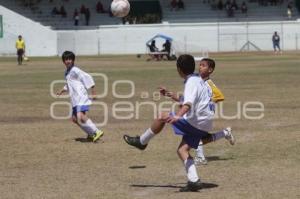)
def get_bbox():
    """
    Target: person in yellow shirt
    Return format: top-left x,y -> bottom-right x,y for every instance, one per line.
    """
15,35 -> 25,65
195,58 -> 227,165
